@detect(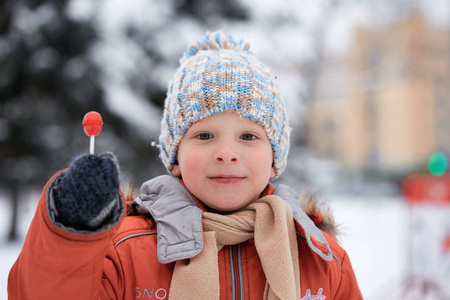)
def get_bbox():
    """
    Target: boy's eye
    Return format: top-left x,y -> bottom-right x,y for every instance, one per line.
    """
196,133 -> 213,140
240,133 -> 256,141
